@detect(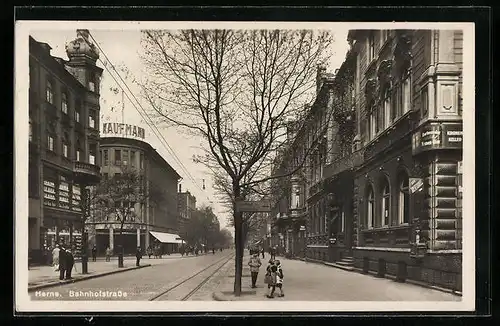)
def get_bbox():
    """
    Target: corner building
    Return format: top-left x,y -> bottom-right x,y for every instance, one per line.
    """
28,31 -> 103,264
349,29 -> 463,291
89,136 -> 182,255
